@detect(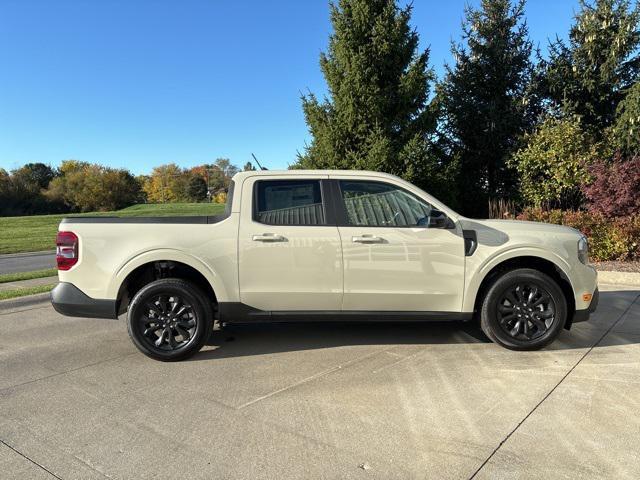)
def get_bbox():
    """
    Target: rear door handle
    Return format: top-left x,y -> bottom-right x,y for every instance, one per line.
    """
352,235 -> 384,244
252,233 -> 286,242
